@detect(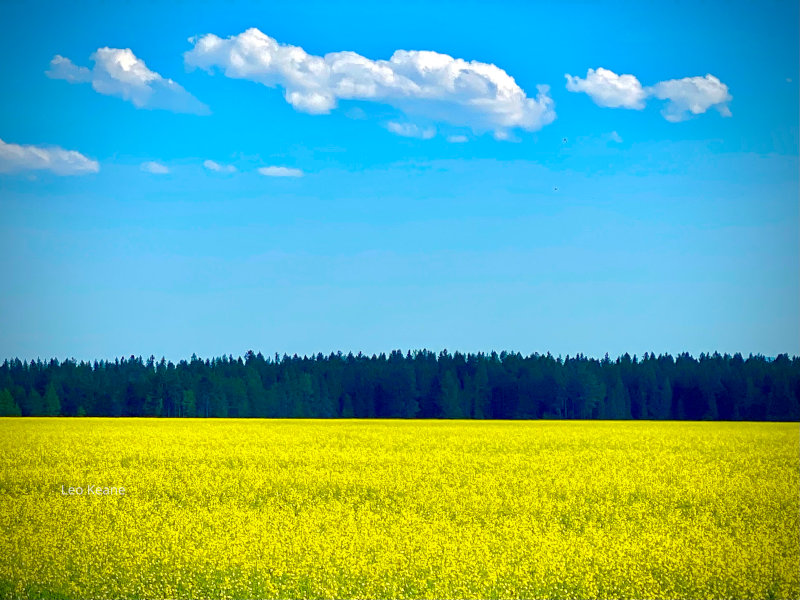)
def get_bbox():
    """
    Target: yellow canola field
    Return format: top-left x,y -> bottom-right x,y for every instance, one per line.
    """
0,419 -> 797,599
